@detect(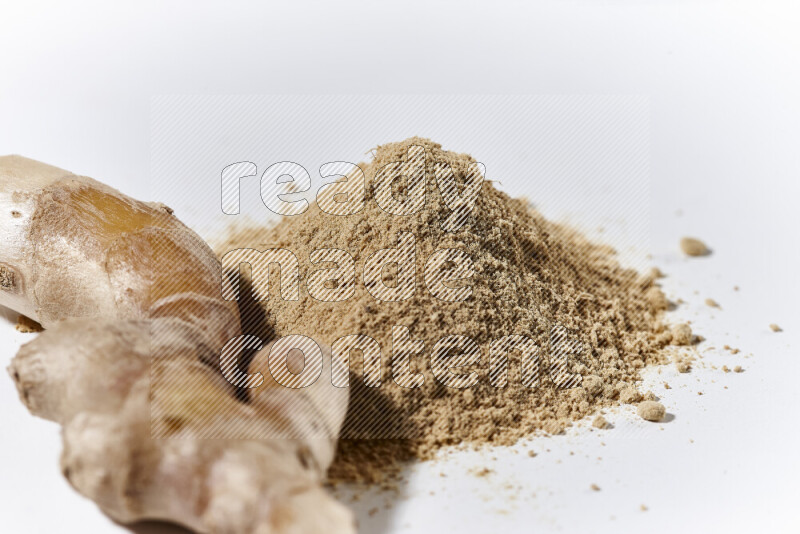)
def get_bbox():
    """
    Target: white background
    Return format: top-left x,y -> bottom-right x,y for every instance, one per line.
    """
1,1 -> 799,533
